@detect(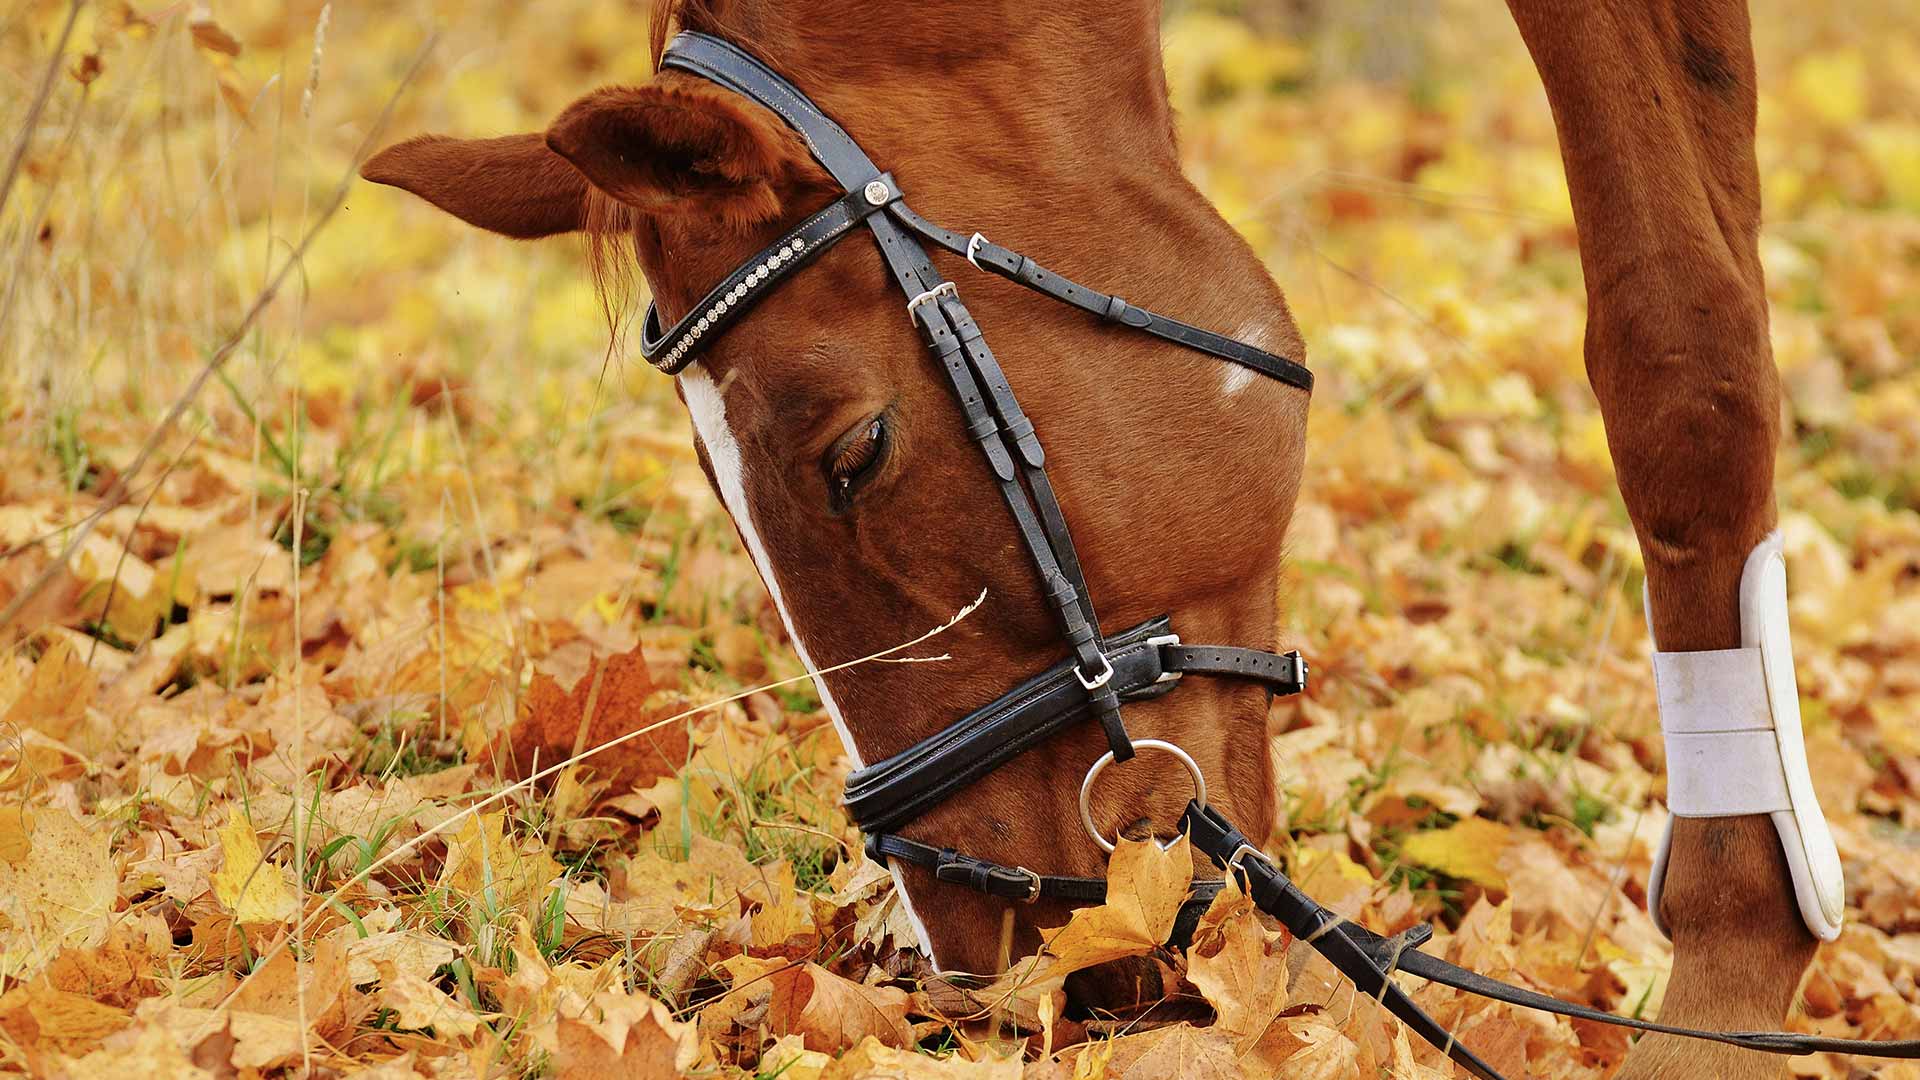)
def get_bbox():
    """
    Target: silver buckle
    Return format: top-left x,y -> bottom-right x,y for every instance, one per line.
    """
1146,633 -> 1183,685
1285,650 -> 1308,690
1012,865 -> 1042,903
1226,843 -> 1268,882
905,280 -> 958,317
966,232 -> 989,272
1074,653 -> 1114,691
